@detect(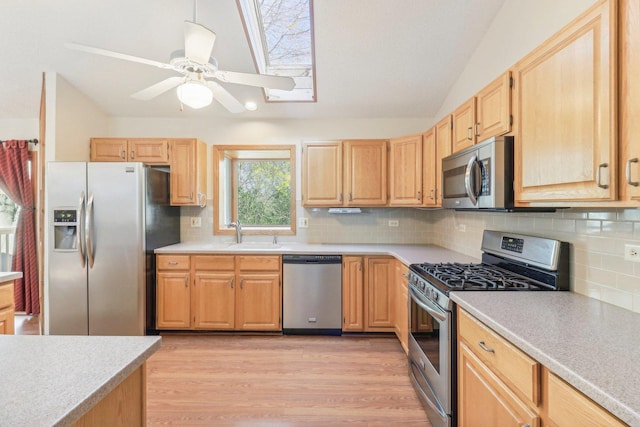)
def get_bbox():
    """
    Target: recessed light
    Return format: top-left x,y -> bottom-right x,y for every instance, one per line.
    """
245,101 -> 258,111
